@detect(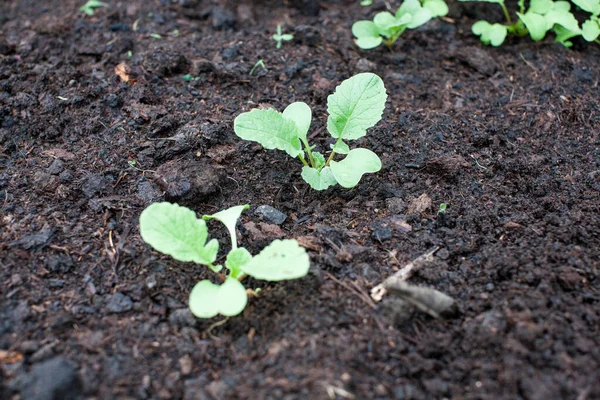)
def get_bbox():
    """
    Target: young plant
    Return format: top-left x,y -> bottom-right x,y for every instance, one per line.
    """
459,0 -> 582,47
139,203 -> 310,318
272,24 -> 294,49
80,0 -> 108,16
234,73 -> 387,191
573,0 -> 600,43
352,0 -> 449,49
